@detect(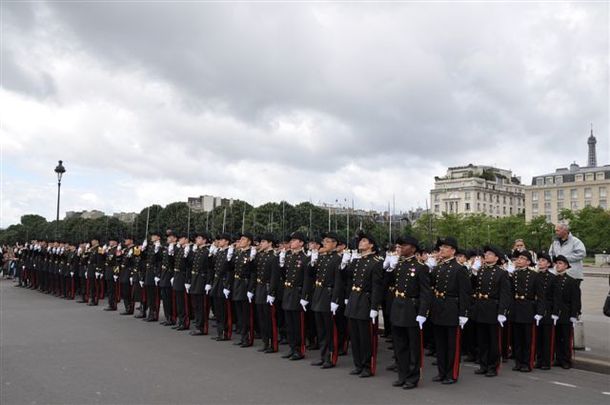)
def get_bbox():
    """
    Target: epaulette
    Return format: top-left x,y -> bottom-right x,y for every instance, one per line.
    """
374,255 -> 383,261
